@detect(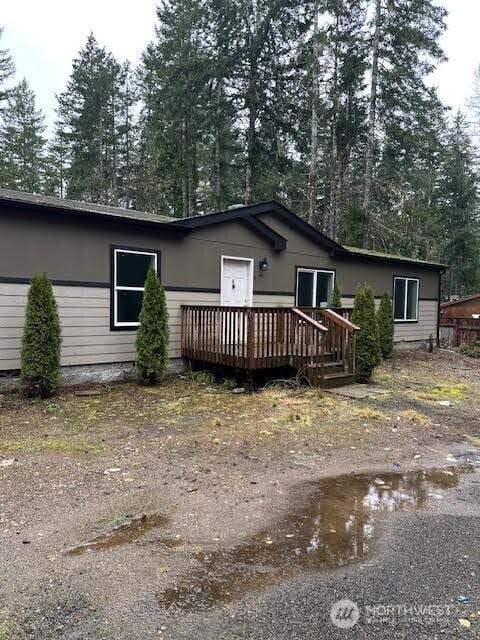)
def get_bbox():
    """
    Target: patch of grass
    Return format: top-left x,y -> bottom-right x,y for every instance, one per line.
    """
0,437 -> 105,454
373,371 -> 394,385
397,409 -> 431,425
352,407 -> 386,420
187,370 -> 216,384
95,513 -> 129,530
465,435 -> 480,447
285,412 -> 313,427
418,382 -> 469,401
